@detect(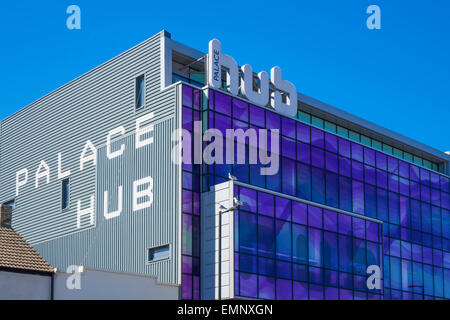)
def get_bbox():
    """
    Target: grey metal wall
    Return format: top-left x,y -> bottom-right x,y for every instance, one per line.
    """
0,31 -> 181,285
